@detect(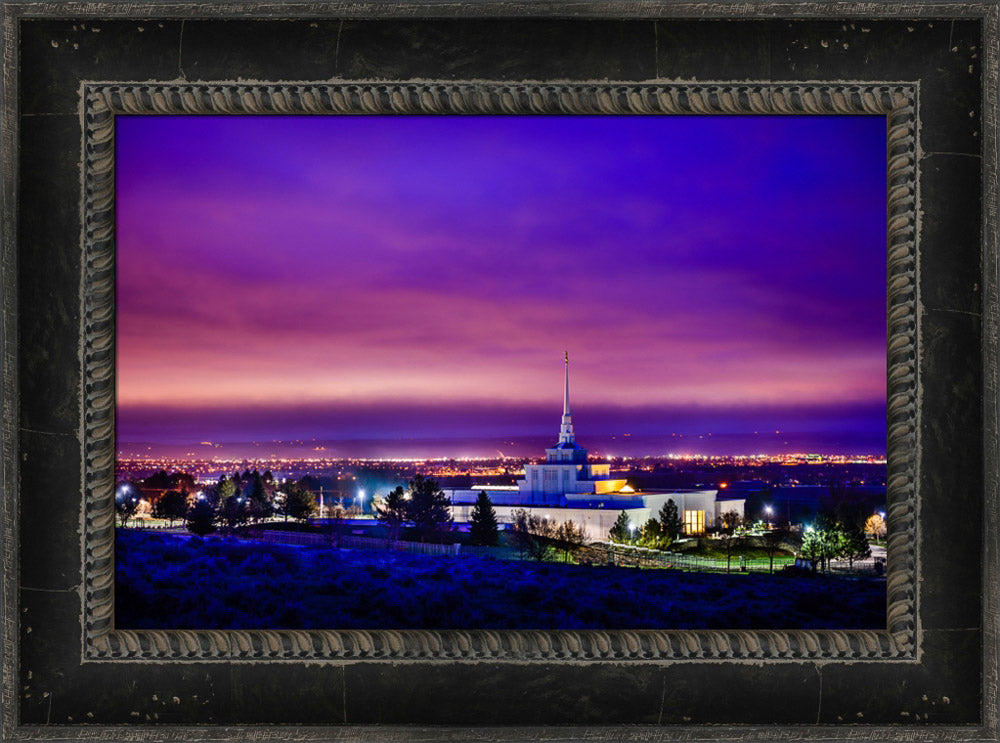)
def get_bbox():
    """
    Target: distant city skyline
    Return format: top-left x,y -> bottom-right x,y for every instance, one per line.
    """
116,115 -> 887,454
